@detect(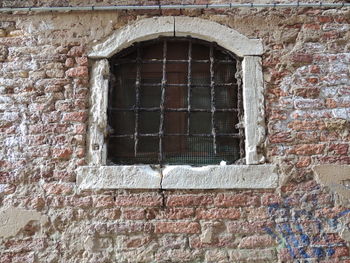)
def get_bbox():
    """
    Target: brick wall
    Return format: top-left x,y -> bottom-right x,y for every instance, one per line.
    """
0,1 -> 350,262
